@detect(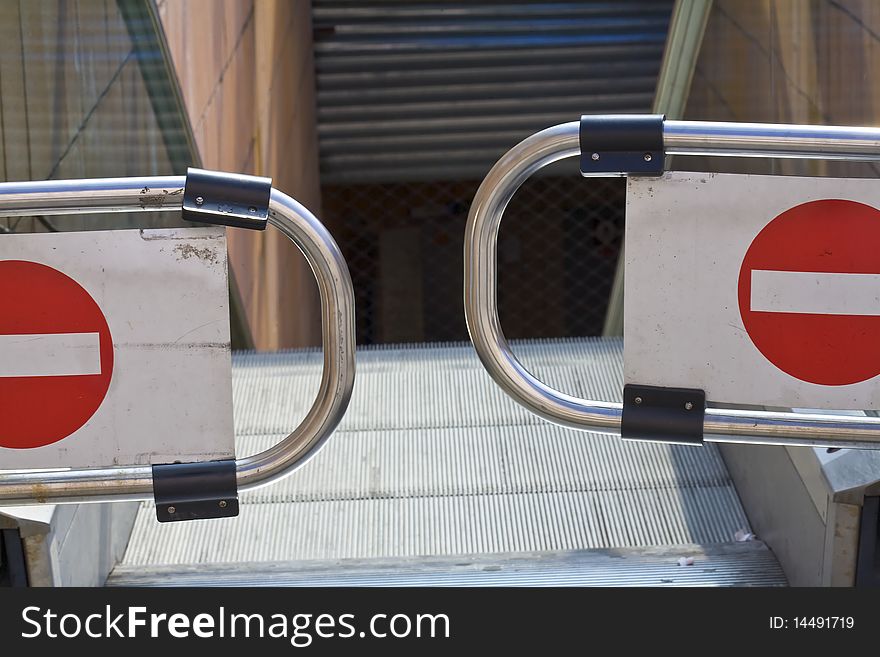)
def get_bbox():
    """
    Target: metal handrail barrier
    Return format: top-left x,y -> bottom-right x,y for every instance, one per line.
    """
464,118 -> 880,449
0,175 -> 356,504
